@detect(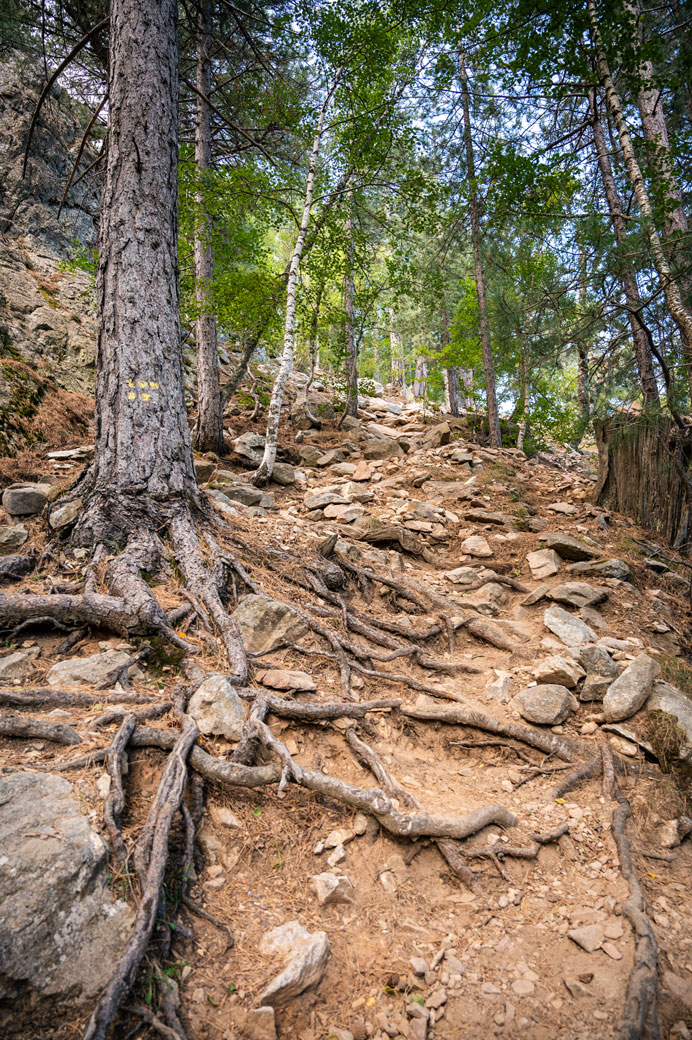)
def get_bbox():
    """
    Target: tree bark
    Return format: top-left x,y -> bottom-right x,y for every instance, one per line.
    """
388,307 -> 406,394
76,0 -> 199,545
589,88 -> 660,406
343,179 -> 358,417
516,338 -> 529,452
192,0 -> 224,454
253,74 -> 341,484
588,0 -> 692,398
459,47 -> 502,447
413,354 -> 427,399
